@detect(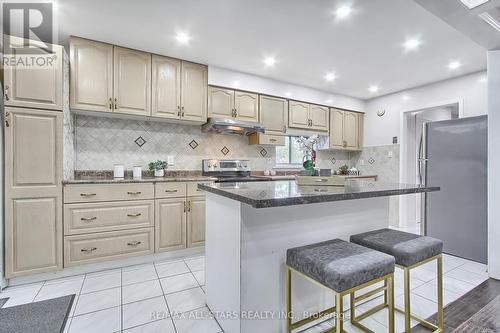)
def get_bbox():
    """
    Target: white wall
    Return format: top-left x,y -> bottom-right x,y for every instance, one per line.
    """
488,51 -> 500,279
364,71 -> 487,147
208,66 -> 365,112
